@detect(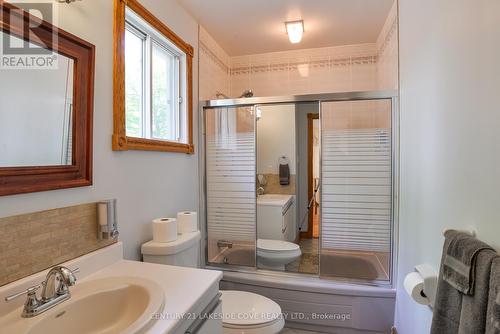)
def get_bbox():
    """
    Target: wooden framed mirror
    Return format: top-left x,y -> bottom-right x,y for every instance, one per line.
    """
0,2 -> 95,196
